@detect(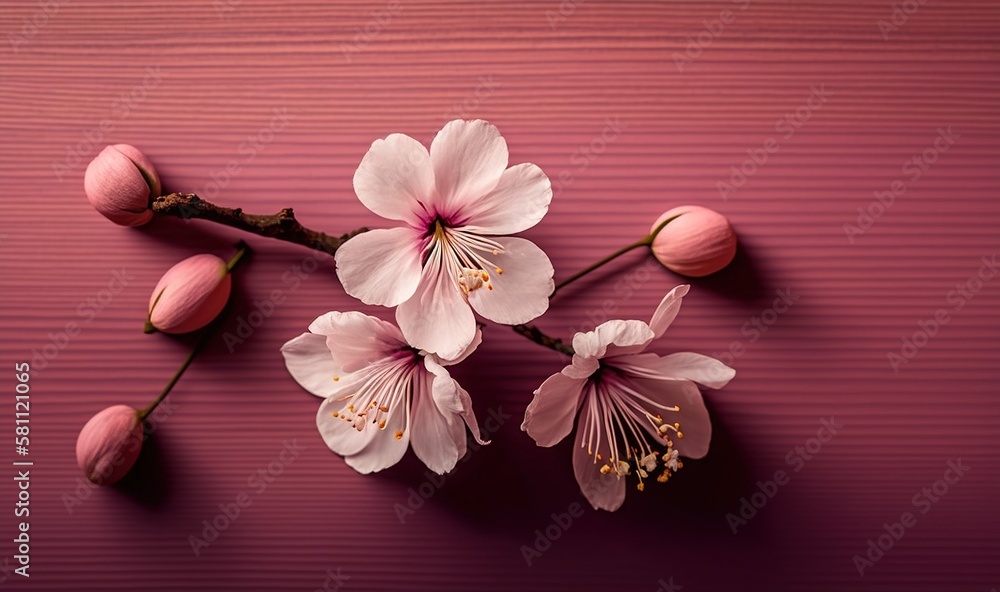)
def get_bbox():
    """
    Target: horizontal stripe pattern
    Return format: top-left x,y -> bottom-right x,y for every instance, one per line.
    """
1,1 -> 998,590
